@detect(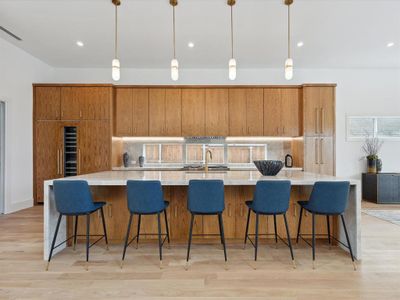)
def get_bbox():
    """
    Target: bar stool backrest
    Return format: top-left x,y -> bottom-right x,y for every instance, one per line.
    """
188,180 -> 225,214
252,180 -> 291,214
127,180 -> 165,214
307,181 -> 350,214
53,180 -> 95,215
